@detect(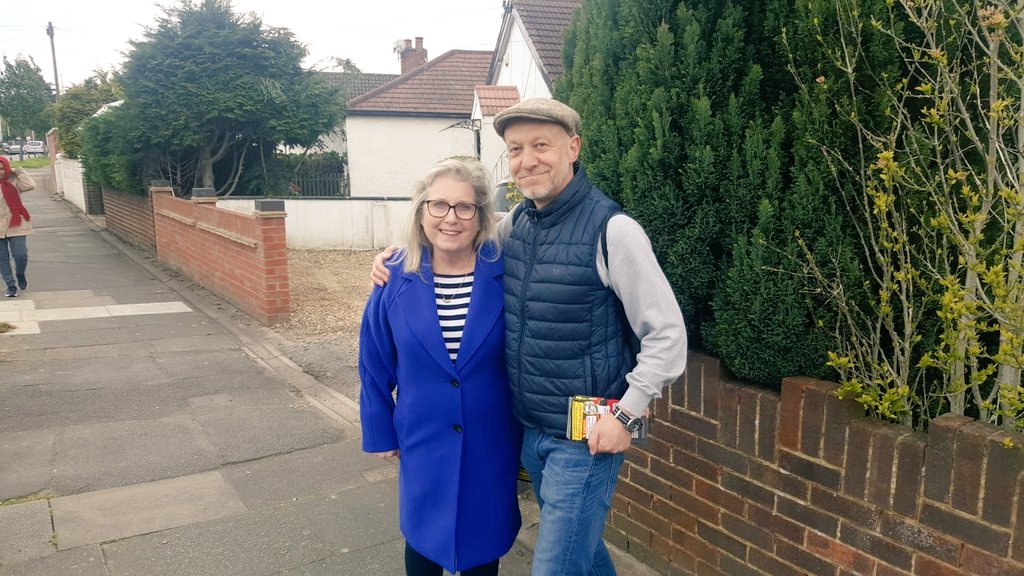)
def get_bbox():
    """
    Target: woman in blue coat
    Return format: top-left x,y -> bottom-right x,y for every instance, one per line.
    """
359,158 -> 523,576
